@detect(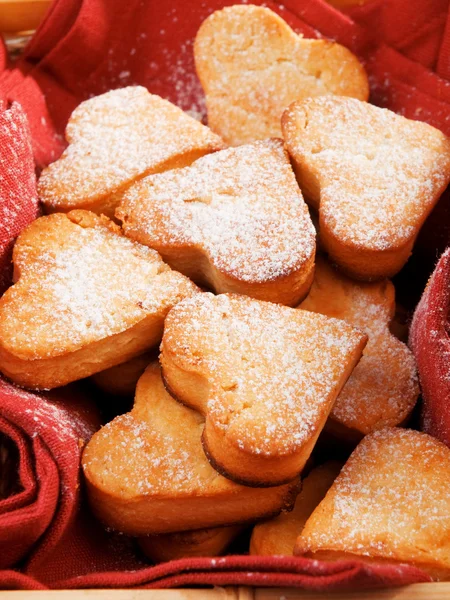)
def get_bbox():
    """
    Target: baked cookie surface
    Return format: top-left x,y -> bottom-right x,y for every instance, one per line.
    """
117,139 -> 316,306
0,211 -> 198,389
139,525 -> 243,563
295,428 -> 450,579
299,257 -> 419,436
282,96 -> 450,279
83,363 -> 296,535
91,352 -> 154,397
161,293 -> 367,486
250,462 -> 341,556
194,4 -> 368,145
38,87 -> 224,217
